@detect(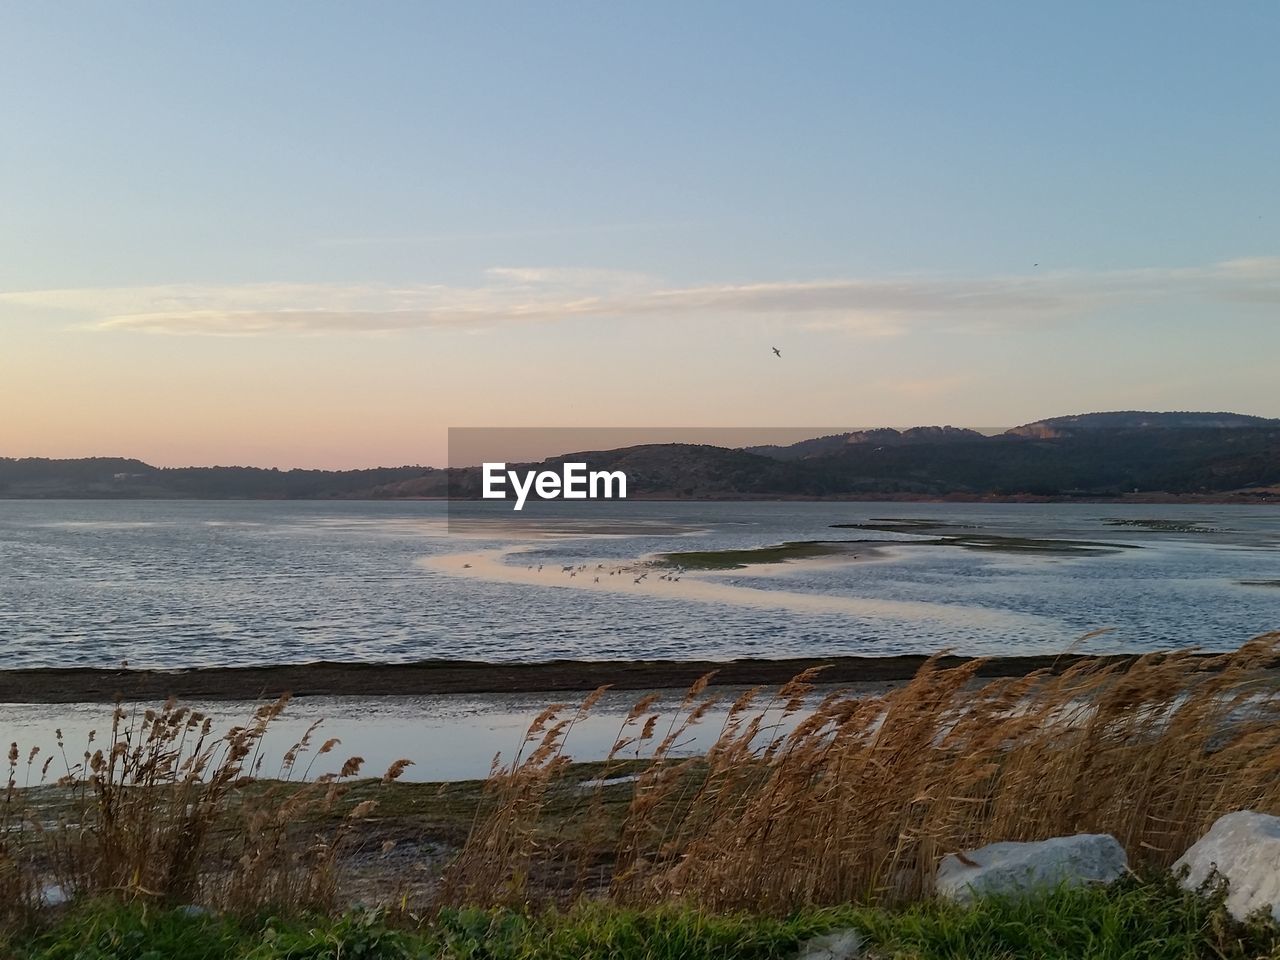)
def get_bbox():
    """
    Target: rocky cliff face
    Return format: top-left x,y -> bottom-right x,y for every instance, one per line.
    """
1005,422 -> 1065,439
899,426 -> 988,443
